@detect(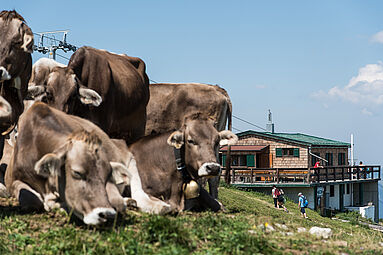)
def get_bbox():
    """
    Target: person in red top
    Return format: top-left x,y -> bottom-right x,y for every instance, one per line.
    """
314,161 -> 321,168
272,185 -> 280,208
